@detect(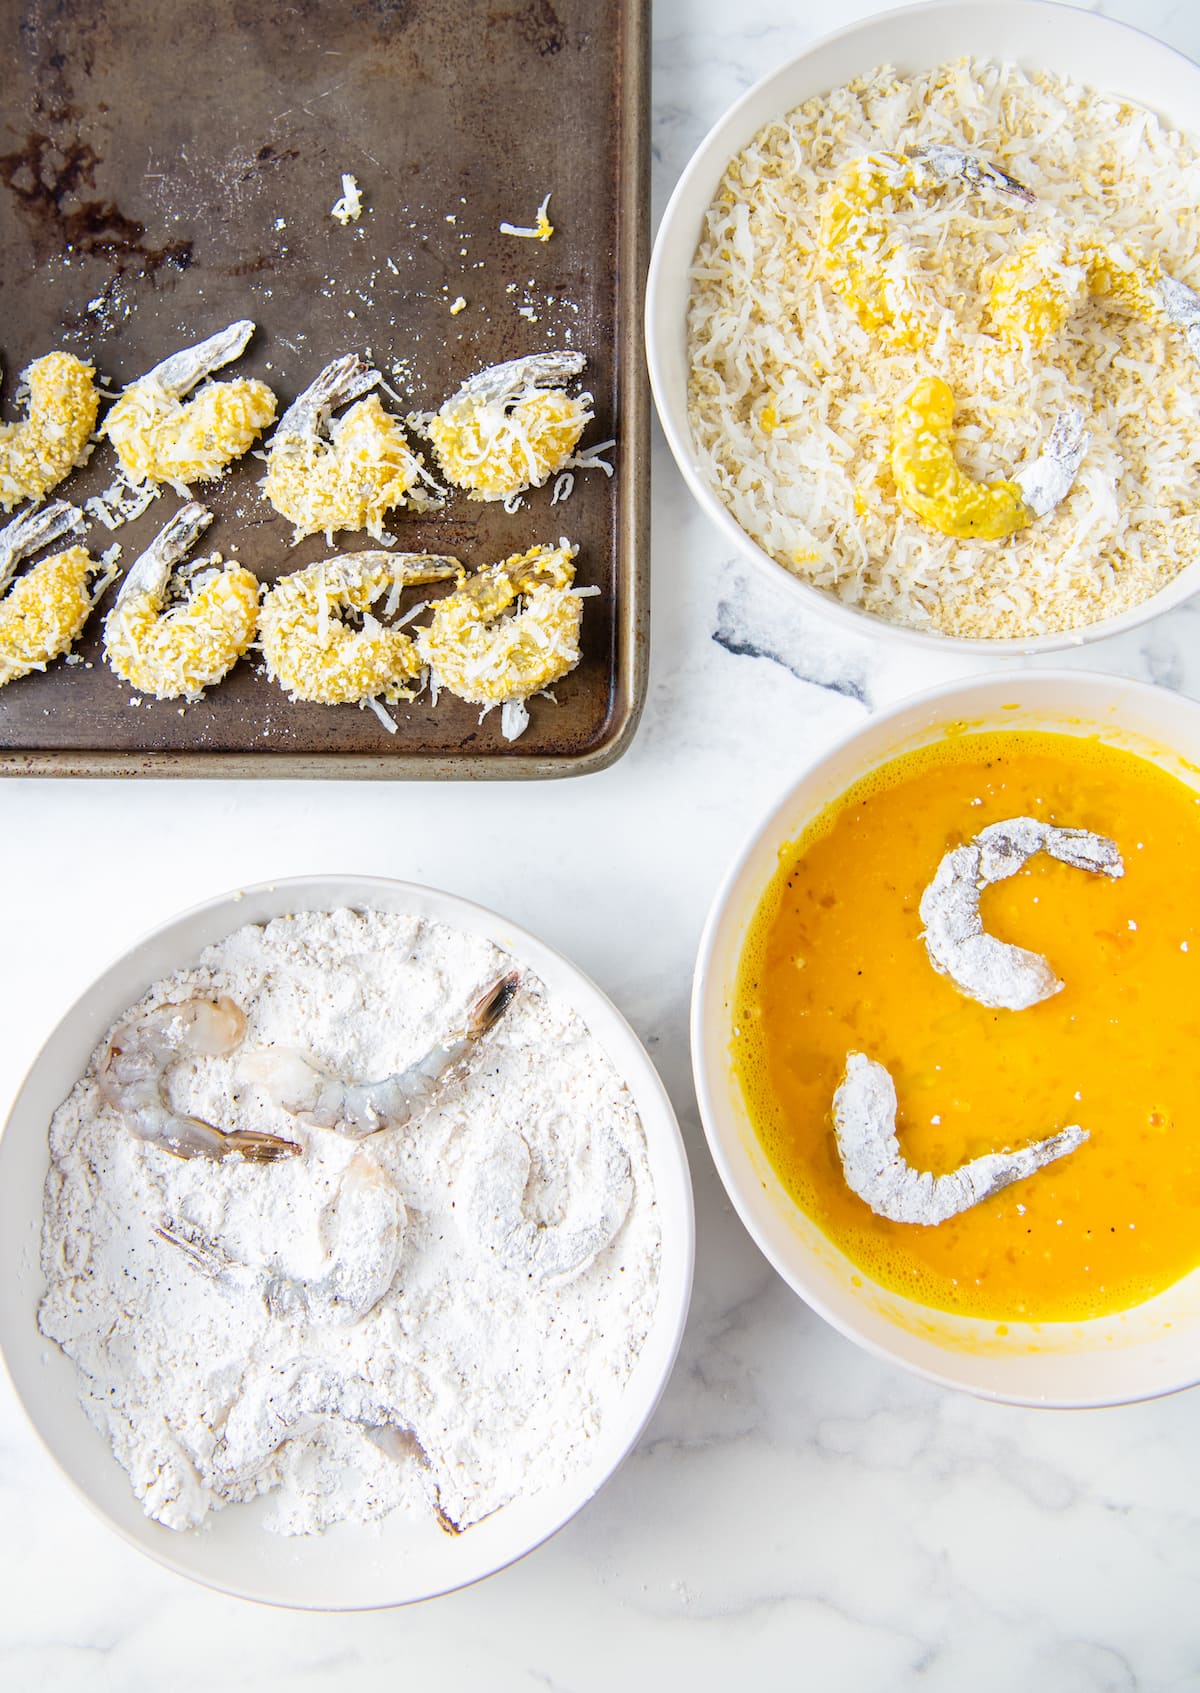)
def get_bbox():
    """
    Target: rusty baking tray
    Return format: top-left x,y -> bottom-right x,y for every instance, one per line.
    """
0,0 -> 648,777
